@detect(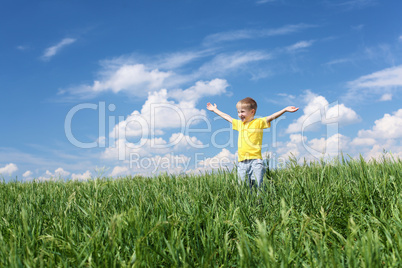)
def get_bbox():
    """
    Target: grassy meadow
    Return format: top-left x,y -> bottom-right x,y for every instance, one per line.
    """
1,155 -> 402,267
